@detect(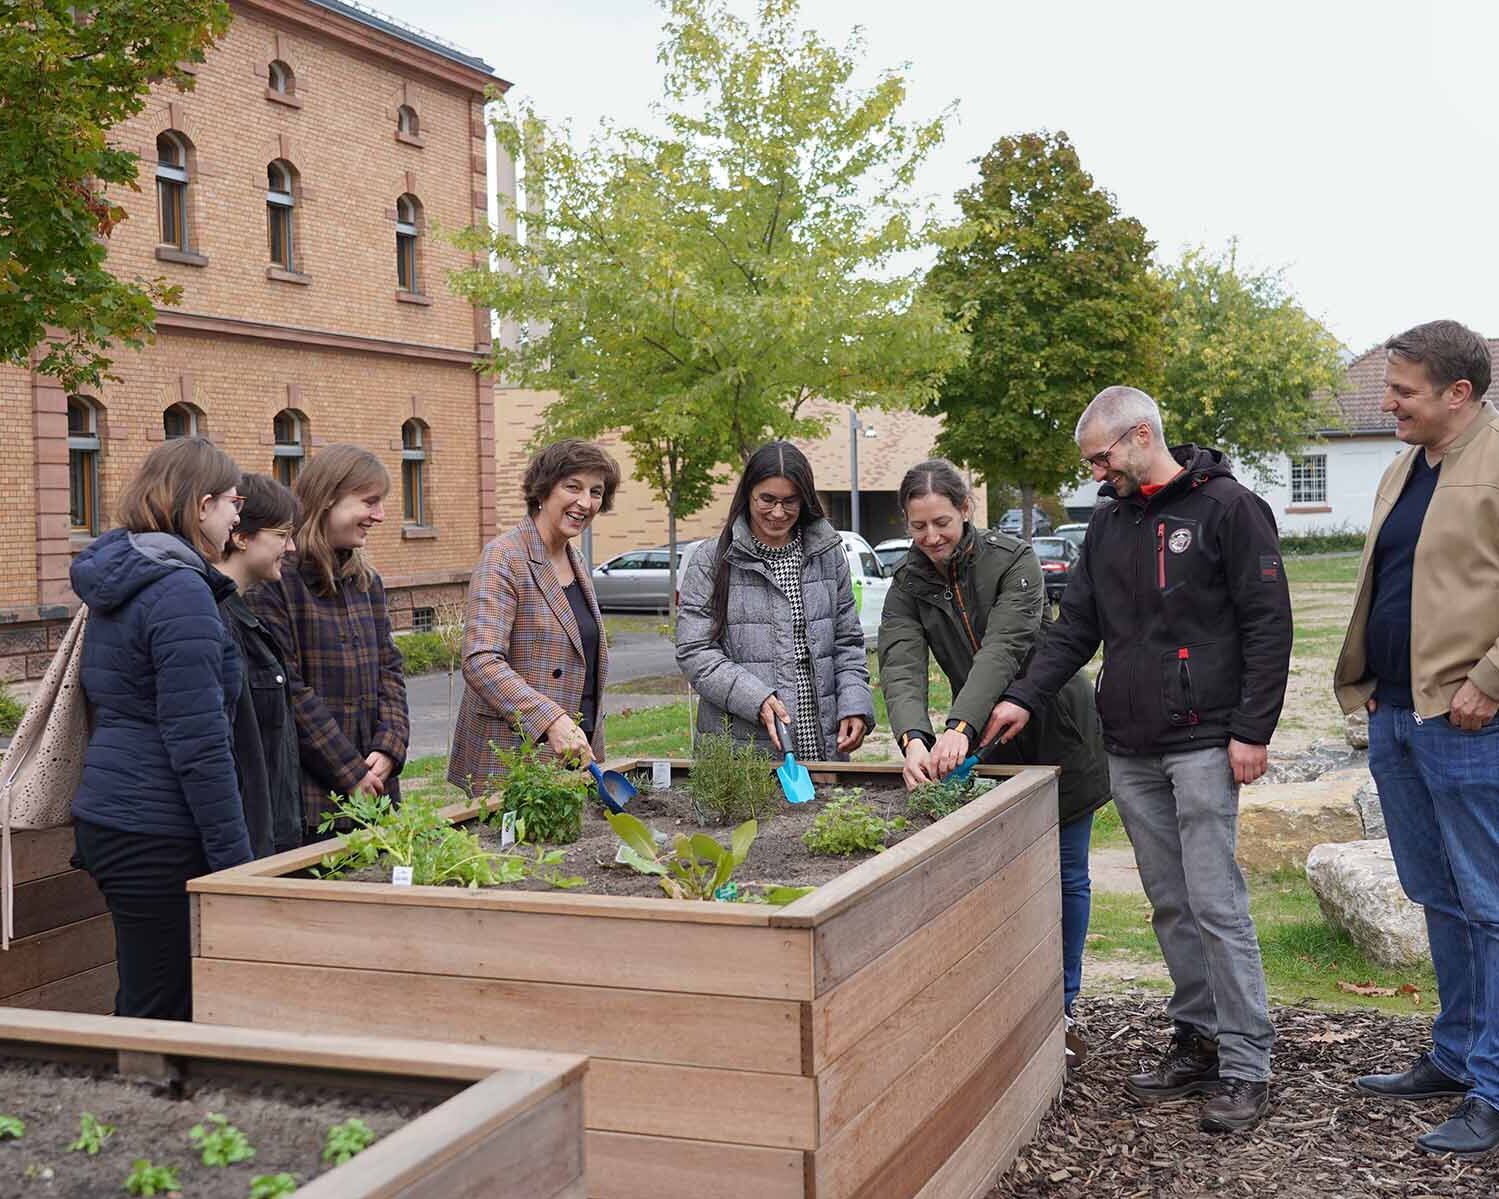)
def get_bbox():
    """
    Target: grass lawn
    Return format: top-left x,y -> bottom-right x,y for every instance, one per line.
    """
1283,553 -> 1361,586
